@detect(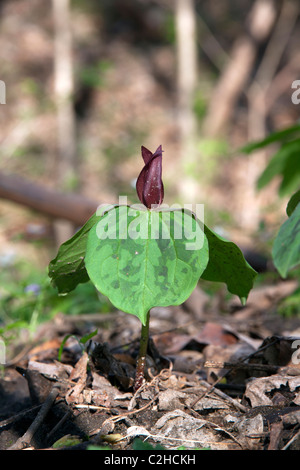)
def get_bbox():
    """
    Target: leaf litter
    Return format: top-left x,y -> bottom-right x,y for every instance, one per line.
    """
1,283 -> 300,450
